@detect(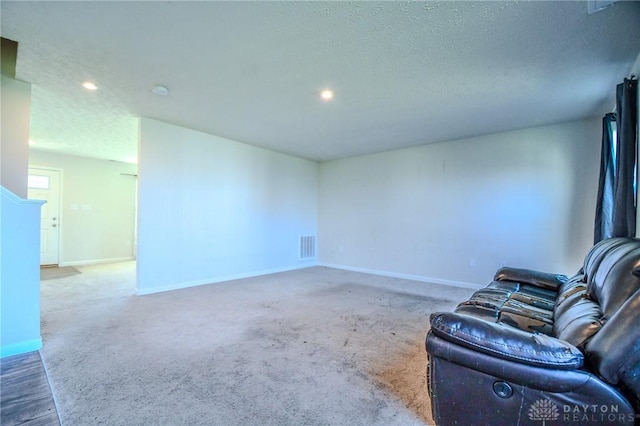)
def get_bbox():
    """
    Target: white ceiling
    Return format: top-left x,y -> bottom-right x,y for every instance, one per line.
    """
2,1 -> 640,163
